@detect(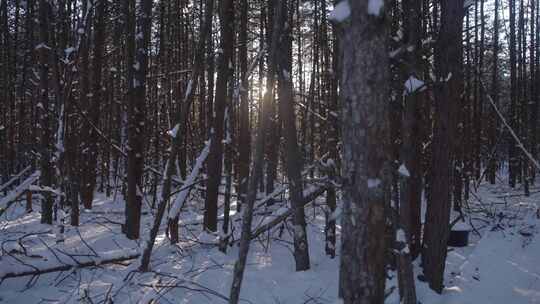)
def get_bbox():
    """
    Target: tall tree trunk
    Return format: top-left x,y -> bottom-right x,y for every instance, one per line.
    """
338,1 -> 389,302
237,0 -> 250,212
83,0 -> 106,211
125,0 -> 152,240
487,0 -> 500,184
422,0 -> 464,293
518,0 -> 528,195
325,0 -> 340,259
275,0 -> 310,271
394,0 -> 423,300
79,0 -> 93,209
203,0 -> 234,233
531,0 -> 539,183
264,0 -> 279,206
401,0 -> 423,260
38,0 -> 53,224
509,0 -> 518,187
